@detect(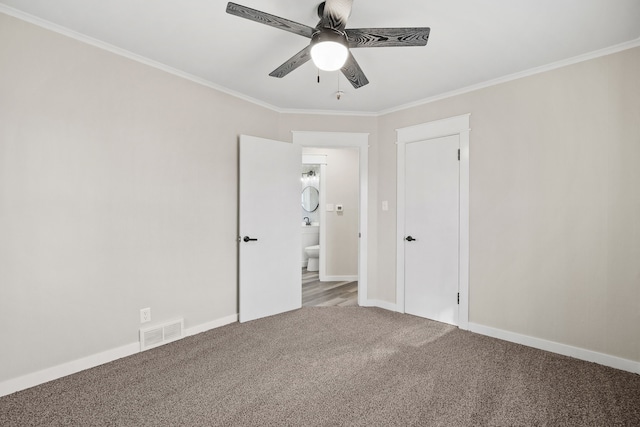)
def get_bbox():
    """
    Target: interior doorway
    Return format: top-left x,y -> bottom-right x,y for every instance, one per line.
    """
293,131 -> 369,306
301,149 -> 359,307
